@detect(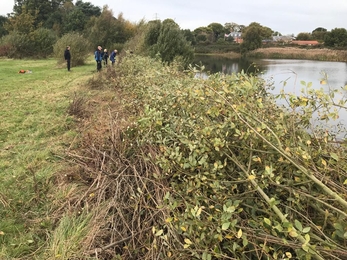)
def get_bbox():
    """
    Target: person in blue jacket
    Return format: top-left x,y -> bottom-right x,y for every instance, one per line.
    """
110,49 -> 118,66
94,46 -> 103,71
